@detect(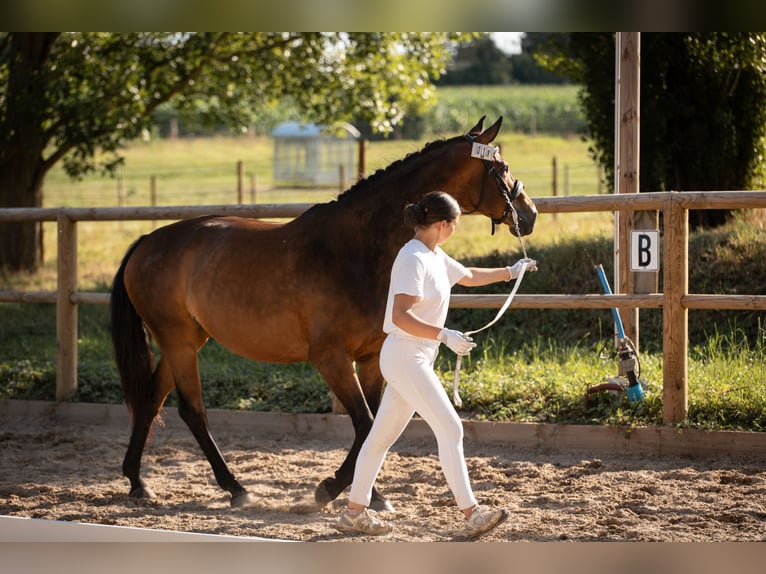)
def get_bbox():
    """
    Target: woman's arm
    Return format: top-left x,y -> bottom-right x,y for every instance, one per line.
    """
457,267 -> 511,287
457,259 -> 537,287
391,293 -> 442,340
